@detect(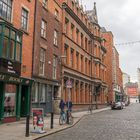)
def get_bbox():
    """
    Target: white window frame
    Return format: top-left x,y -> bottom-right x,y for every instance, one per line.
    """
54,9 -> 59,20
54,30 -> 58,46
41,20 -> 47,38
39,48 -> 45,76
42,0 -> 48,8
40,84 -> 46,102
53,55 -> 57,79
